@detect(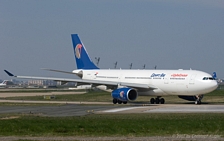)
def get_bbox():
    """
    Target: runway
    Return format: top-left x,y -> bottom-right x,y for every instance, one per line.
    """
99,104 -> 224,114
0,104 -> 114,117
0,100 -> 224,116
